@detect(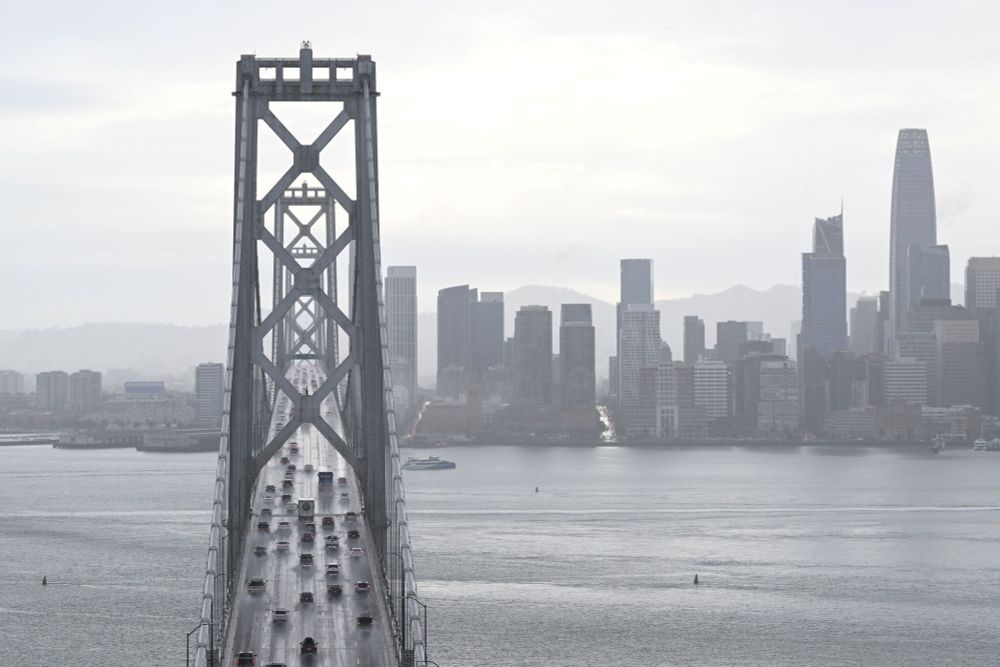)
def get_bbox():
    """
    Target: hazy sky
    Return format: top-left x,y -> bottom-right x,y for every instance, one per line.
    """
3,1 -> 999,328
